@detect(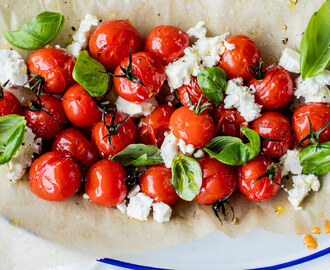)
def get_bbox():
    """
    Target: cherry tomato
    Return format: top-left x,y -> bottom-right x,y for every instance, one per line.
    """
91,112 -> 137,158
24,94 -> 67,140
85,159 -> 127,207
251,111 -> 293,157
113,52 -> 166,103
27,46 -> 75,94
218,35 -> 261,81
178,76 -> 210,107
194,157 -> 237,205
89,20 -> 142,72
0,90 -> 22,116
247,65 -> 293,110
62,83 -> 102,127
52,128 -> 98,169
139,165 -> 179,205
144,25 -> 189,65
169,106 -> 215,148
292,102 -> 330,146
29,151 -> 82,202
238,155 -> 281,202
138,104 -> 175,147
